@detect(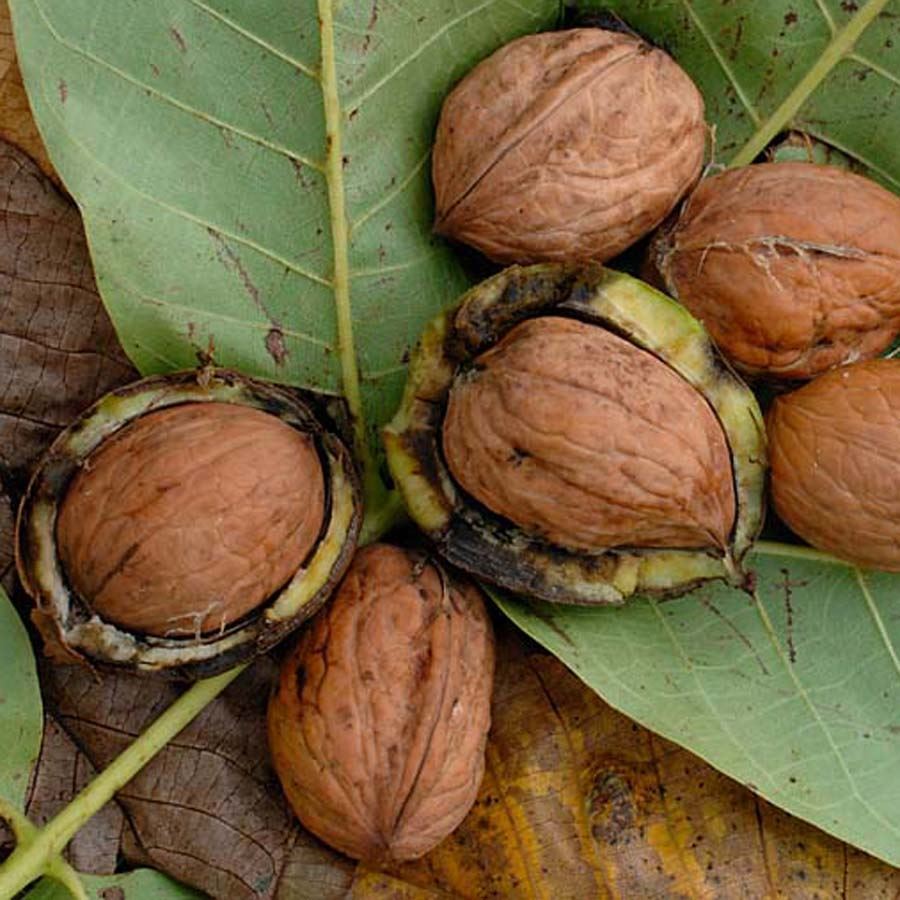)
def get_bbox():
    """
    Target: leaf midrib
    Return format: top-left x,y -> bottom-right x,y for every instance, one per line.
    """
317,0 -> 379,508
